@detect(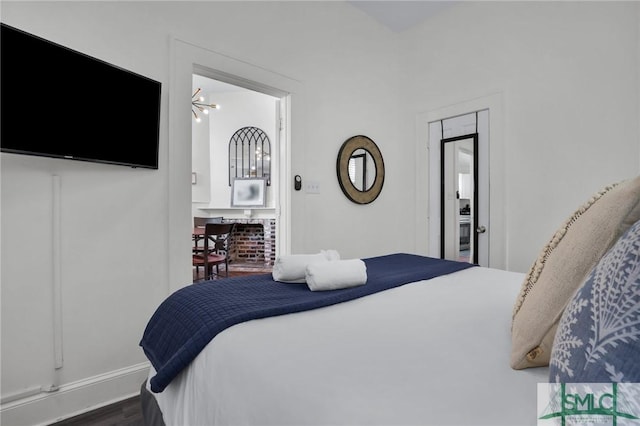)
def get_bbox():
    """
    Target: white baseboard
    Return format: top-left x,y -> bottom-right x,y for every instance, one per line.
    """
1,362 -> 150,426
